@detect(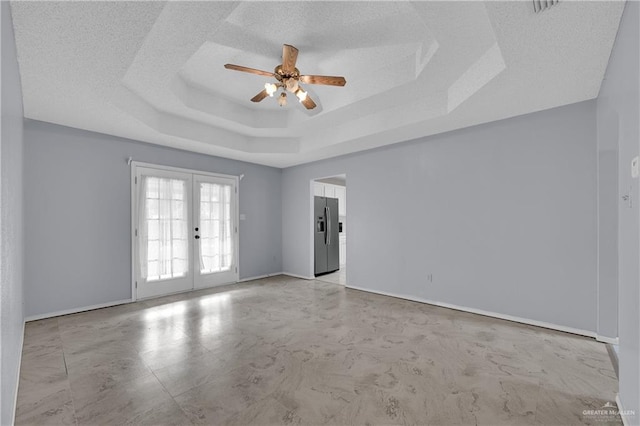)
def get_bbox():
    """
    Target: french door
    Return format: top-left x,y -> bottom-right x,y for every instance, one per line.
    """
133,165 -> 238,300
